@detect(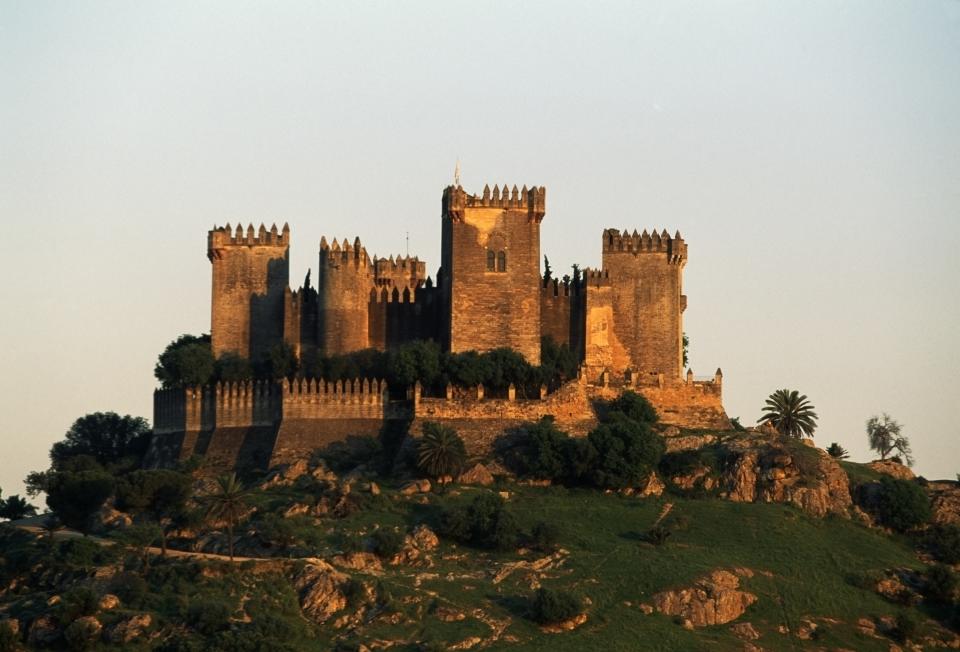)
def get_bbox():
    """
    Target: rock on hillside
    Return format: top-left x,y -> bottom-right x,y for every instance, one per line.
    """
722,435 -> 852,518
928,481 -> 960,526
652,569 -> 757,627
294,559 -> 351,623
866,460 -> 915,481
